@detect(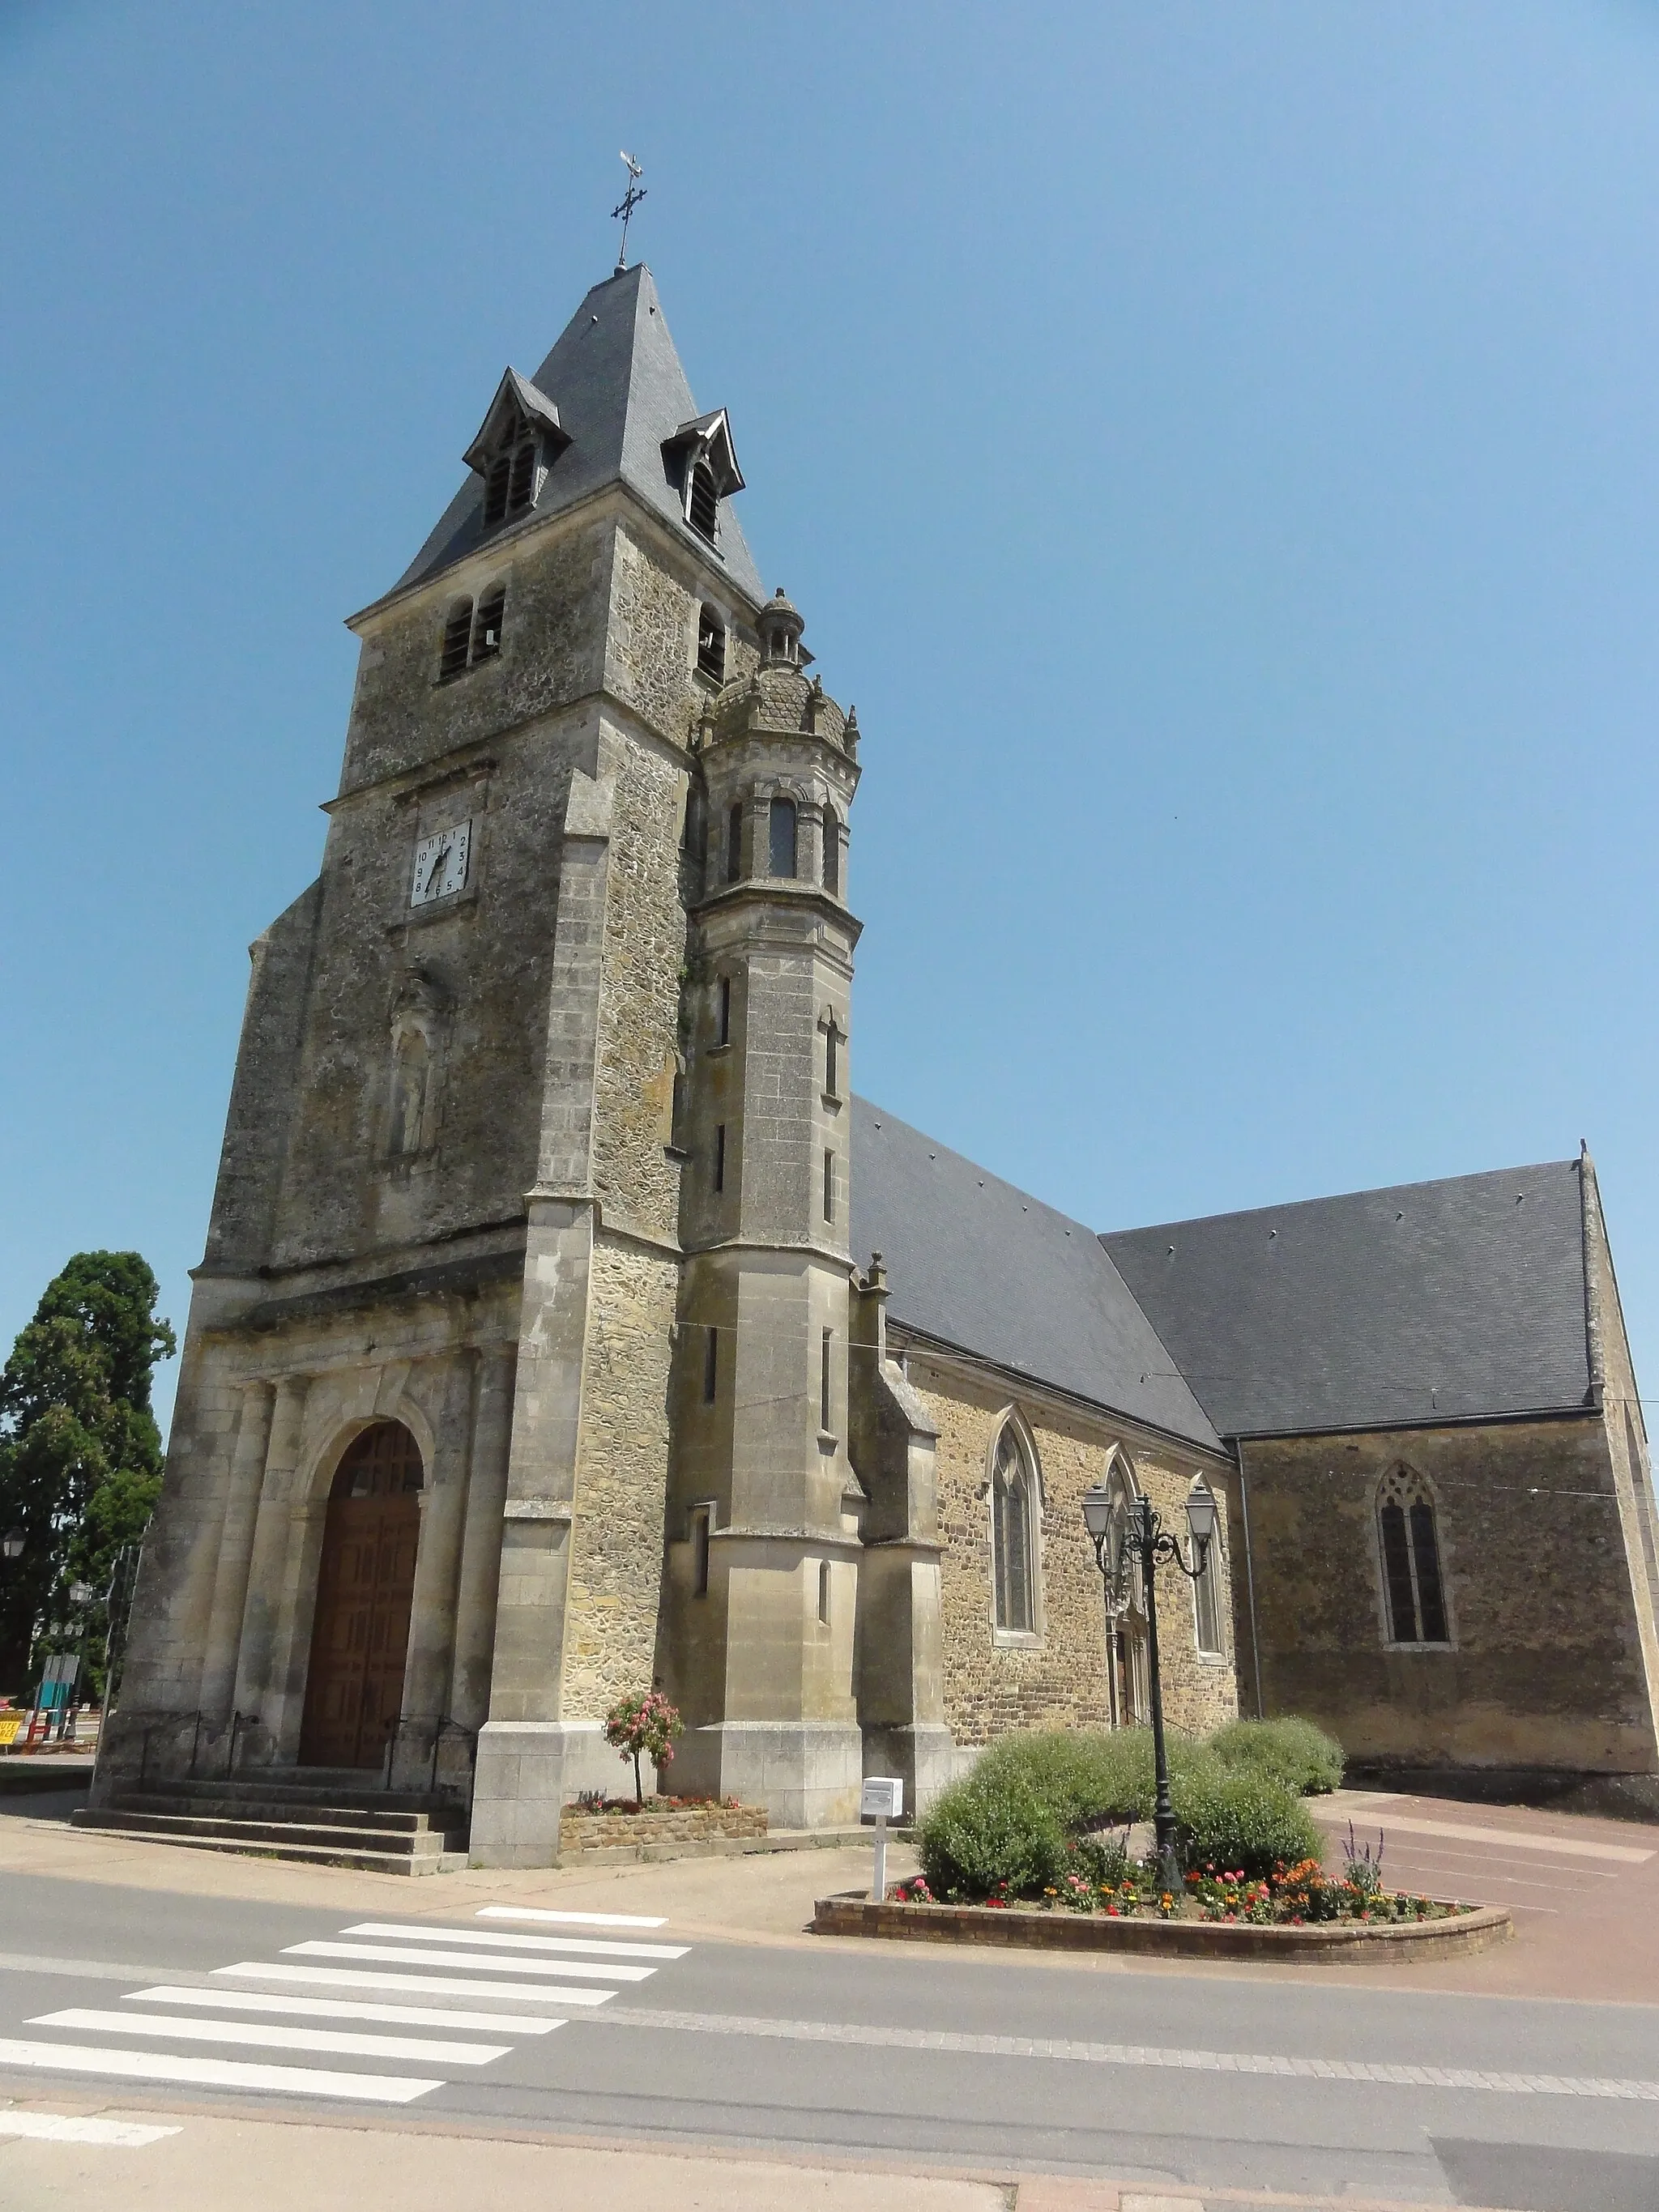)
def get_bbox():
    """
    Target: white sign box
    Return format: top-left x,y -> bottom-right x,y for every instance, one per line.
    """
860,1775 -> 904,1822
